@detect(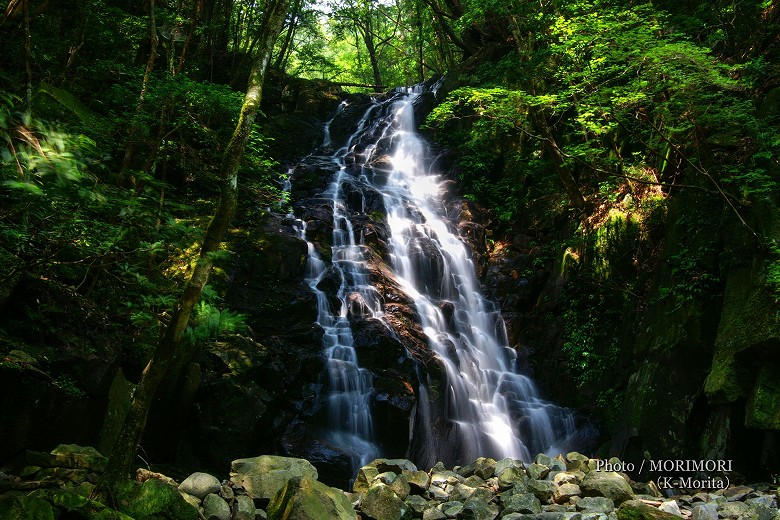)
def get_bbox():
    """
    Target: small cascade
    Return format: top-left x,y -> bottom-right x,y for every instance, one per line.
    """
294,83 -> 582,474
322,100 -> 347,149
294,99 -> 389,471
297,218 -> 381,470
278,167 -> 293,212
